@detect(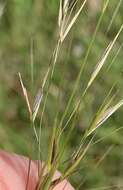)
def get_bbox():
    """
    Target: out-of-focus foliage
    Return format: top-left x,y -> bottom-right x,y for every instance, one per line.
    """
0,0 -> 123,189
